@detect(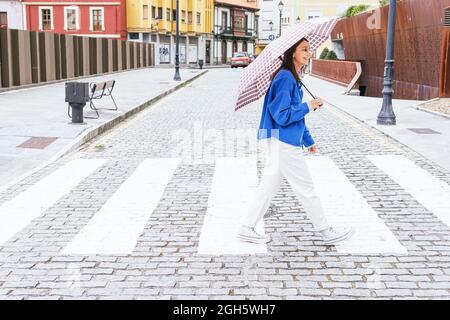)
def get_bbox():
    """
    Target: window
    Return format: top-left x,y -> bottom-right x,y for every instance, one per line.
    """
90,7 -> 104,31
152,6 -> 156,19
221,12 -> 227,30
181,10 -> 186,23
0,12 -> 8,29
197,12 -> 201,24
143,5 -> 148,20
40,7 -> 53,31
158,7 -> 162,19
307,10 -> 322,20
129,33 -> 139,40
64,7 -> 78,31
166,8 -> 170,21
188,11 -> 192,24
173,9 -> 176,21
245,15 -> 248,31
